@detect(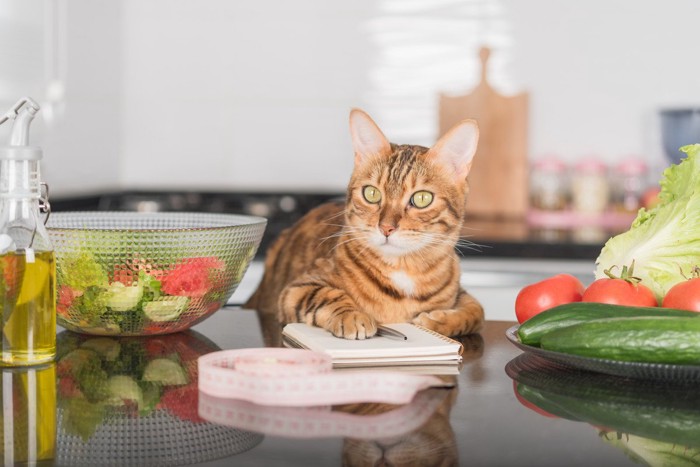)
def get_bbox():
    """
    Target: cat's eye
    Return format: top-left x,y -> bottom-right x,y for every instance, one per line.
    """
363,185 -> 382,204
411,191 -> 434,208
